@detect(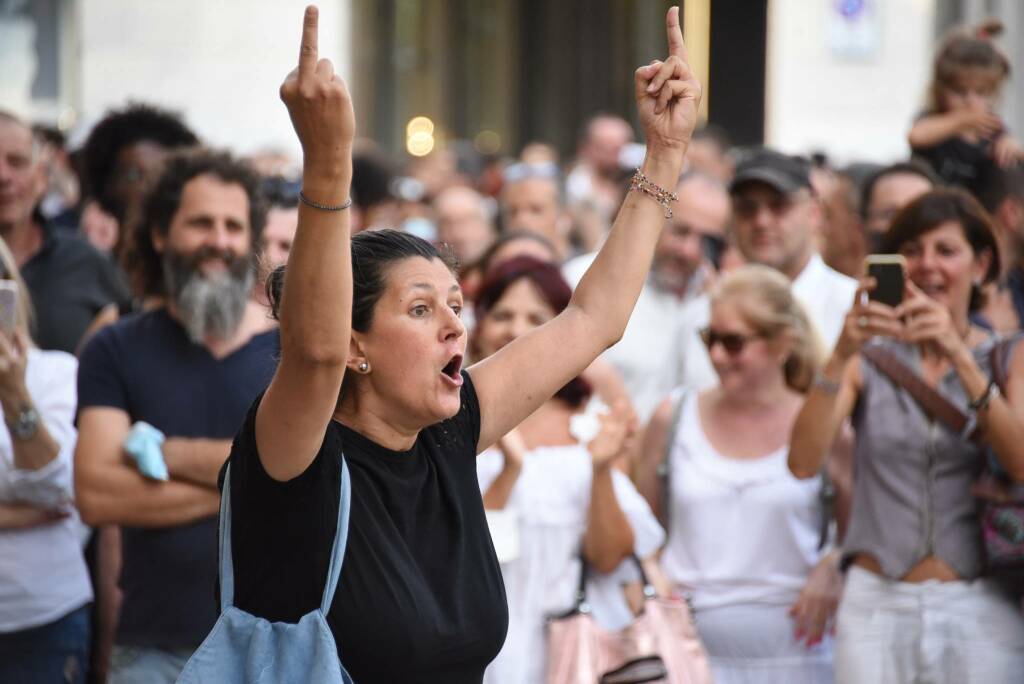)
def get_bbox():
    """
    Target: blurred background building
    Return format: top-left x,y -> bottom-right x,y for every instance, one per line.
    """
1,0 -> 1021,165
